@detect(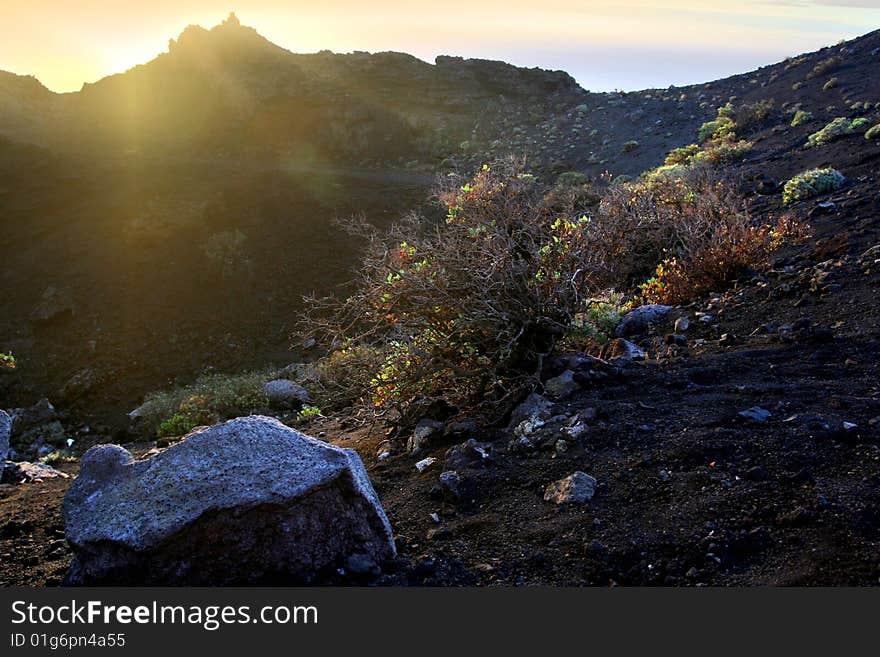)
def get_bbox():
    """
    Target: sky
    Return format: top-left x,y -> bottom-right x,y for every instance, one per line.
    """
2,1 -> 880,93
